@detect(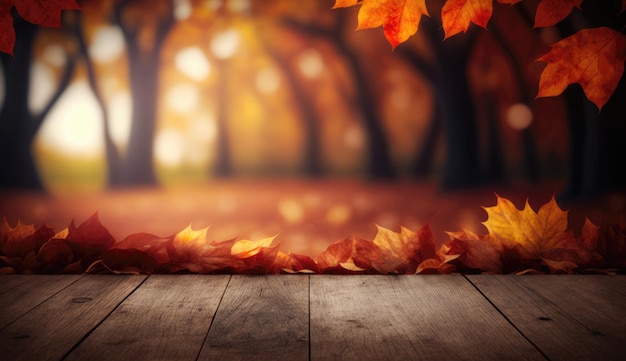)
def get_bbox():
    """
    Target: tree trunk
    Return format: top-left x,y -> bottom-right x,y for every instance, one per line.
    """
279,15 -> 396,179
213,62 -> 233,177
122,52 -> 160,185
0,18 -> 42,190
339,42 -> 395,179
113,0 -> 174,186
434,44 -> 482,188
73,15 -> 124,187
483,92 -> 505,183
262,46 -> 322,177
